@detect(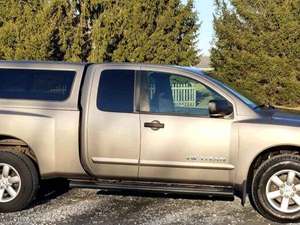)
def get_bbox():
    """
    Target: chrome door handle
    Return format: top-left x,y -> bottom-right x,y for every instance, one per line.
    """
144,120 -> 165,130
